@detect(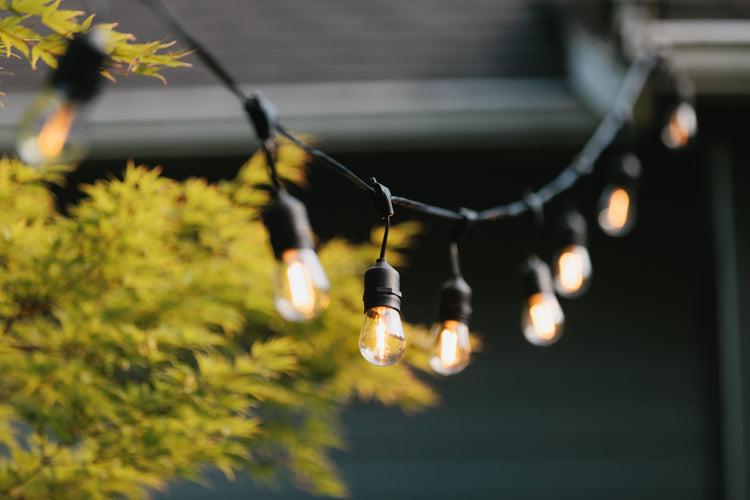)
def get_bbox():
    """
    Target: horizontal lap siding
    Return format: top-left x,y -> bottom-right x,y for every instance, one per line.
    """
153,144 -> 721,499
